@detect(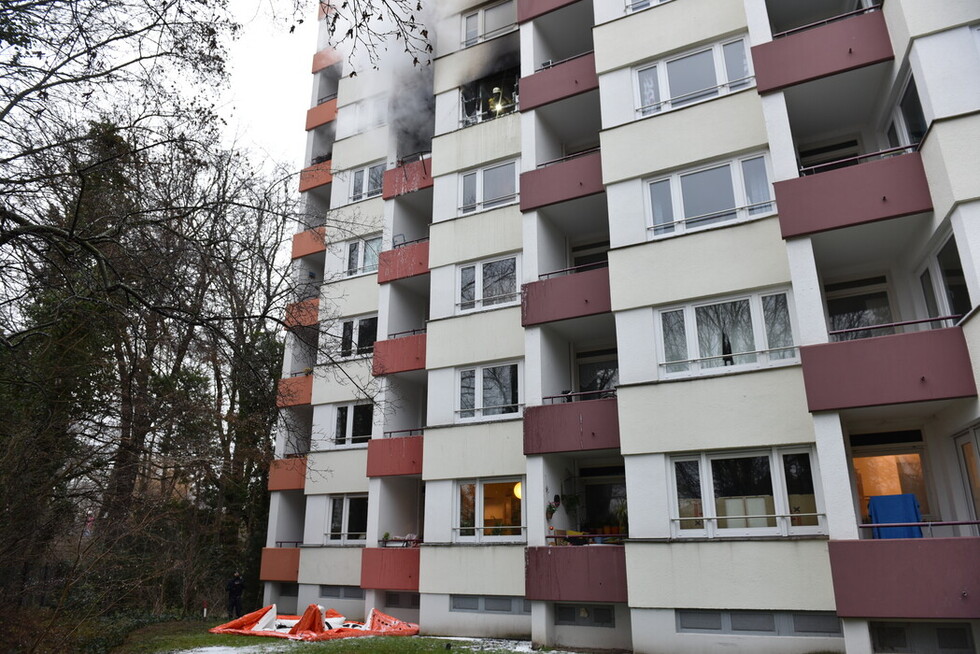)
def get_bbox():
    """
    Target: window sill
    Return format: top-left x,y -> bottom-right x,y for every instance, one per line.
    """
425,540 -> 527,547
339,270 -> 379,281
646,211 -> 776,243
455,300 -> 521,317
631,534 -> 829,543
456,198 -> 520,220
632,85 -> 757,125
343,193 -> 383,208
453,412 -> 524,426
459,25 -> 519,52
654,359 -> 801,384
